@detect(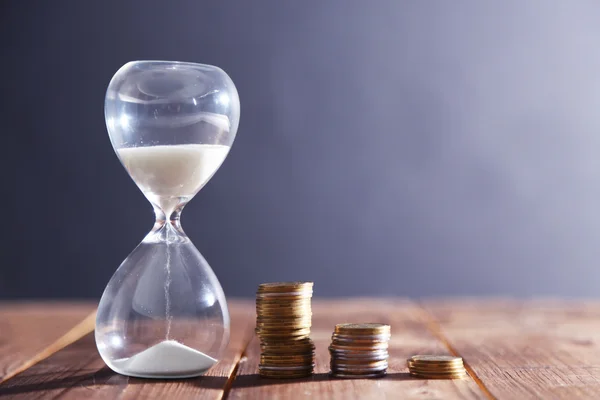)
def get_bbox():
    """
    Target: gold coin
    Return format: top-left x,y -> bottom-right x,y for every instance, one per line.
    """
256,295 -> 312,301
261,349 -> 314,356
261,344 -> 315,353
256,328 -> 311,337
408,360 -> 465,370
331,353 -> 388,361
409,371 -> 468,379
409,364 -> 464,371
408,367 -> 466,375
256,324 -> 312,330
334,323 -> 390,335
256,316 -> 312,324
256,322 -> 312,328
260,337 -> 315,346
256,294 -> 312,300
256,302 -> 312,314
257,299 -> 311,306
256,325 -> 311,332
406,362 -> 465,371
256,304 -> 312,312
257,312 -> 311,317
256,293 -> 312,299
409,355 -> 462,364
258,282 -> 314,291
256,304 -> 311,310
257,308 -> 312,314
256,310 -> 311,317
332,332 -> 390,340
261,352 -> 314,357
256,315 -> 312,324
262,337 -> 314,345
256,322 -> 312,329
257,305 -> 311,311
257,326 -> 312,333
260,361 -> 314,367
260,363 -> 314,368
329,345 -> 389,352
329,351 -> 389,361
256,301 -> 311,306
331,336 -> 390,345
329,342 -> 389,350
